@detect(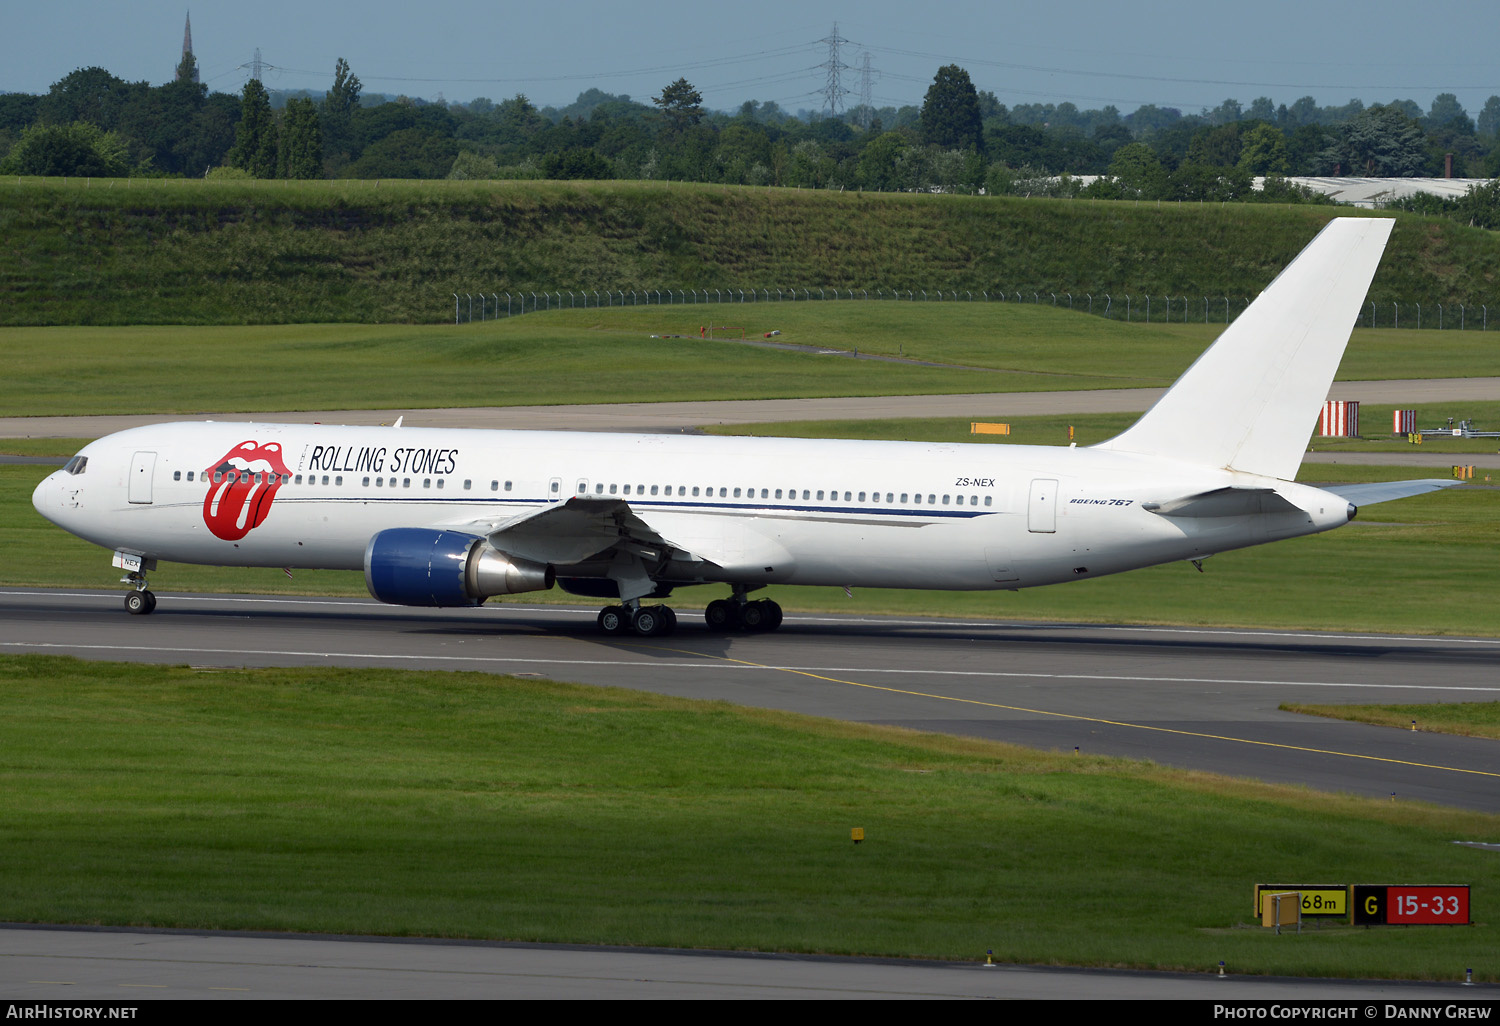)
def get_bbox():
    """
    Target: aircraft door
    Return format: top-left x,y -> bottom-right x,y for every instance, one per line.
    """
1027,478 -> 1057,534
548,477 -> 563,503
128,451 -> 157,504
